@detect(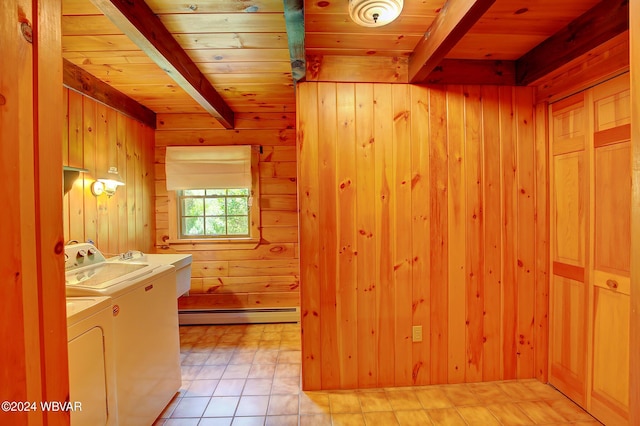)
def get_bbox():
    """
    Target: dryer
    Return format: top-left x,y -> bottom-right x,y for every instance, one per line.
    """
66,296 -> 117,425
